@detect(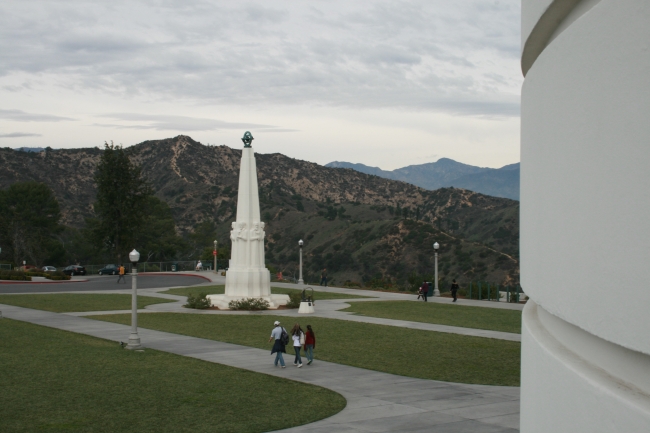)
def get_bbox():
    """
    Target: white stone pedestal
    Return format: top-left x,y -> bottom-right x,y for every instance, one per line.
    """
298,301 -> 315,314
